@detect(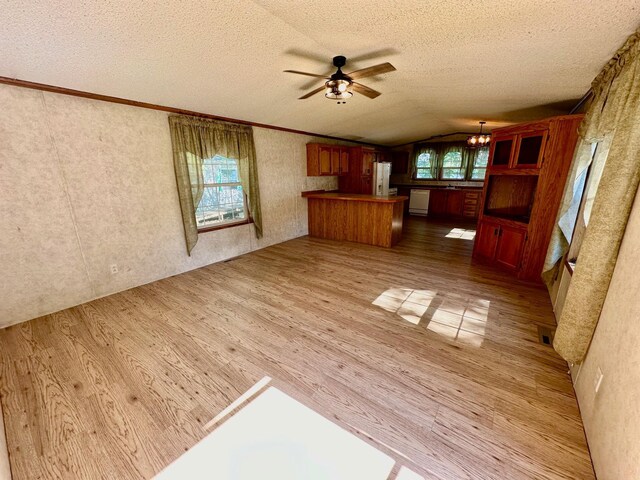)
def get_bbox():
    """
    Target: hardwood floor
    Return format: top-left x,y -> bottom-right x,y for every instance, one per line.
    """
0,218 -> 594,479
